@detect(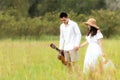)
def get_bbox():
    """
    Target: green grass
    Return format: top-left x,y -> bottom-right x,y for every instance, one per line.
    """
0,39 -> 119,80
